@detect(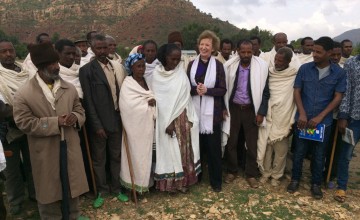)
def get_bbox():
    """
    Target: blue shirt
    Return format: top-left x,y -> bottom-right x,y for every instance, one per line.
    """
294,61 -> 347,126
